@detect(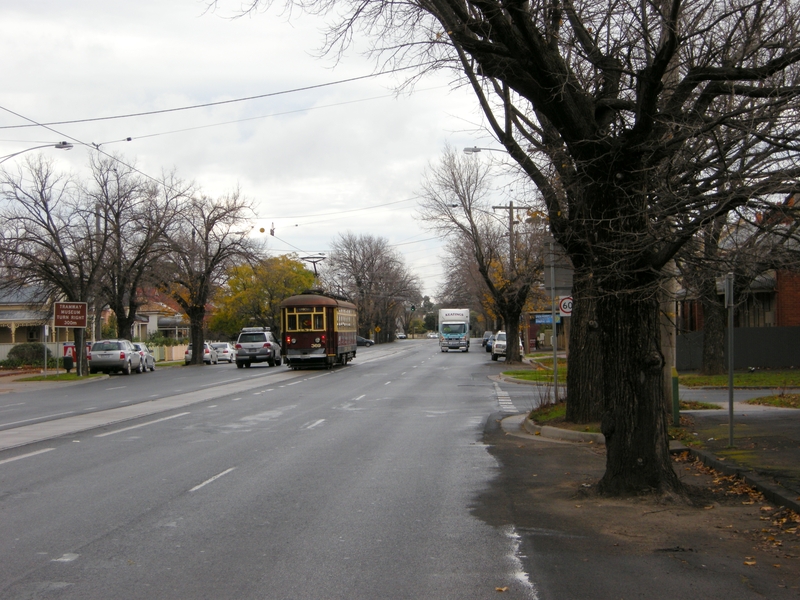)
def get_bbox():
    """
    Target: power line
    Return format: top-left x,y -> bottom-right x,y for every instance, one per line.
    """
0,63 -> 434,130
